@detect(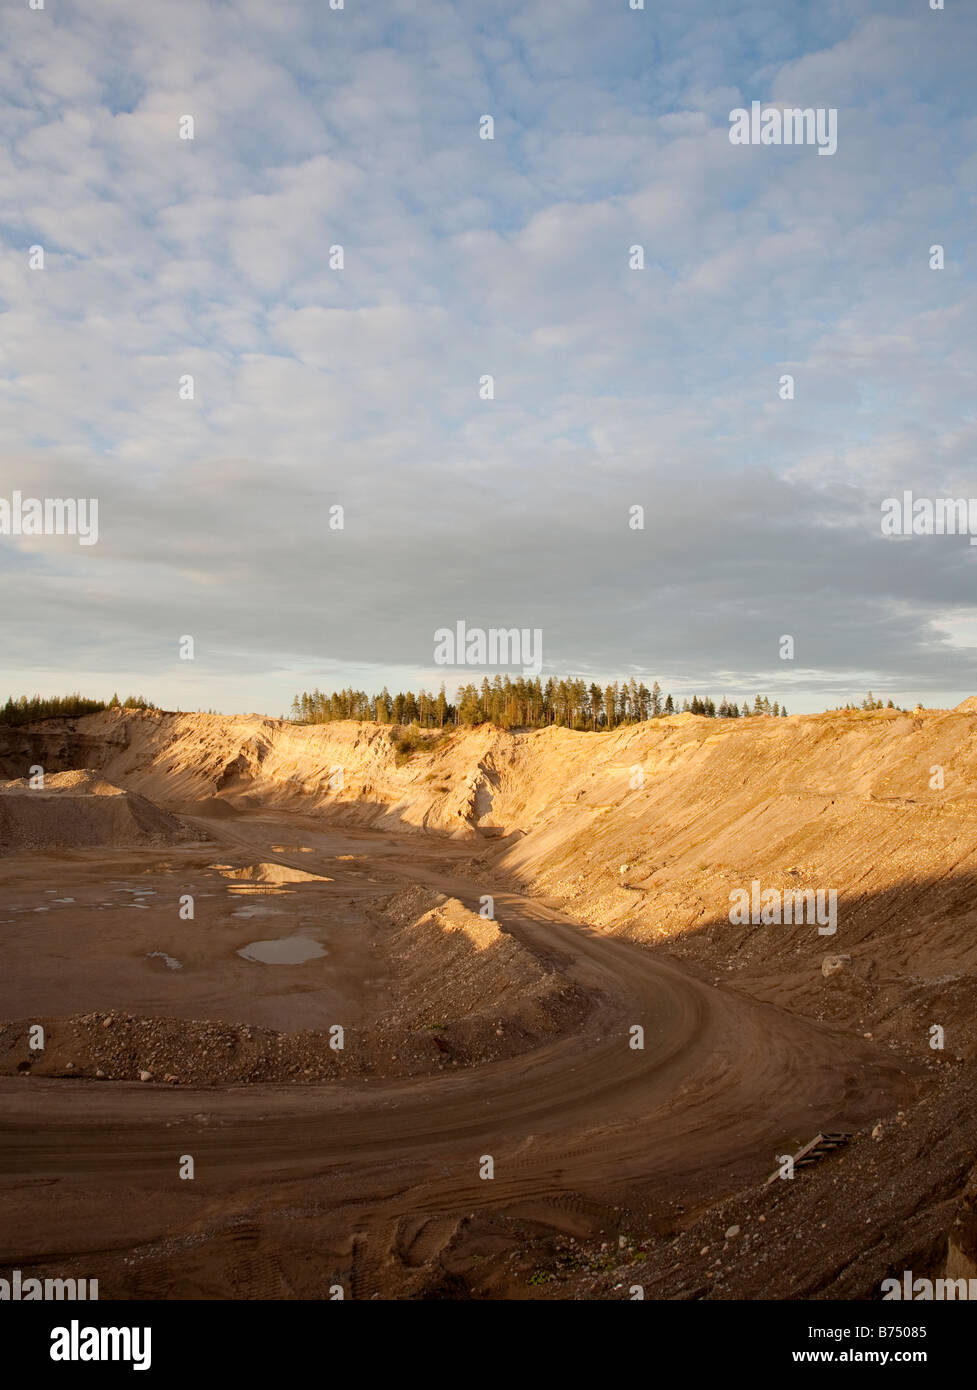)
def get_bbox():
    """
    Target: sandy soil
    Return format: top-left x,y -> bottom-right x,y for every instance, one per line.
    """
0,708 -> 975,1299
